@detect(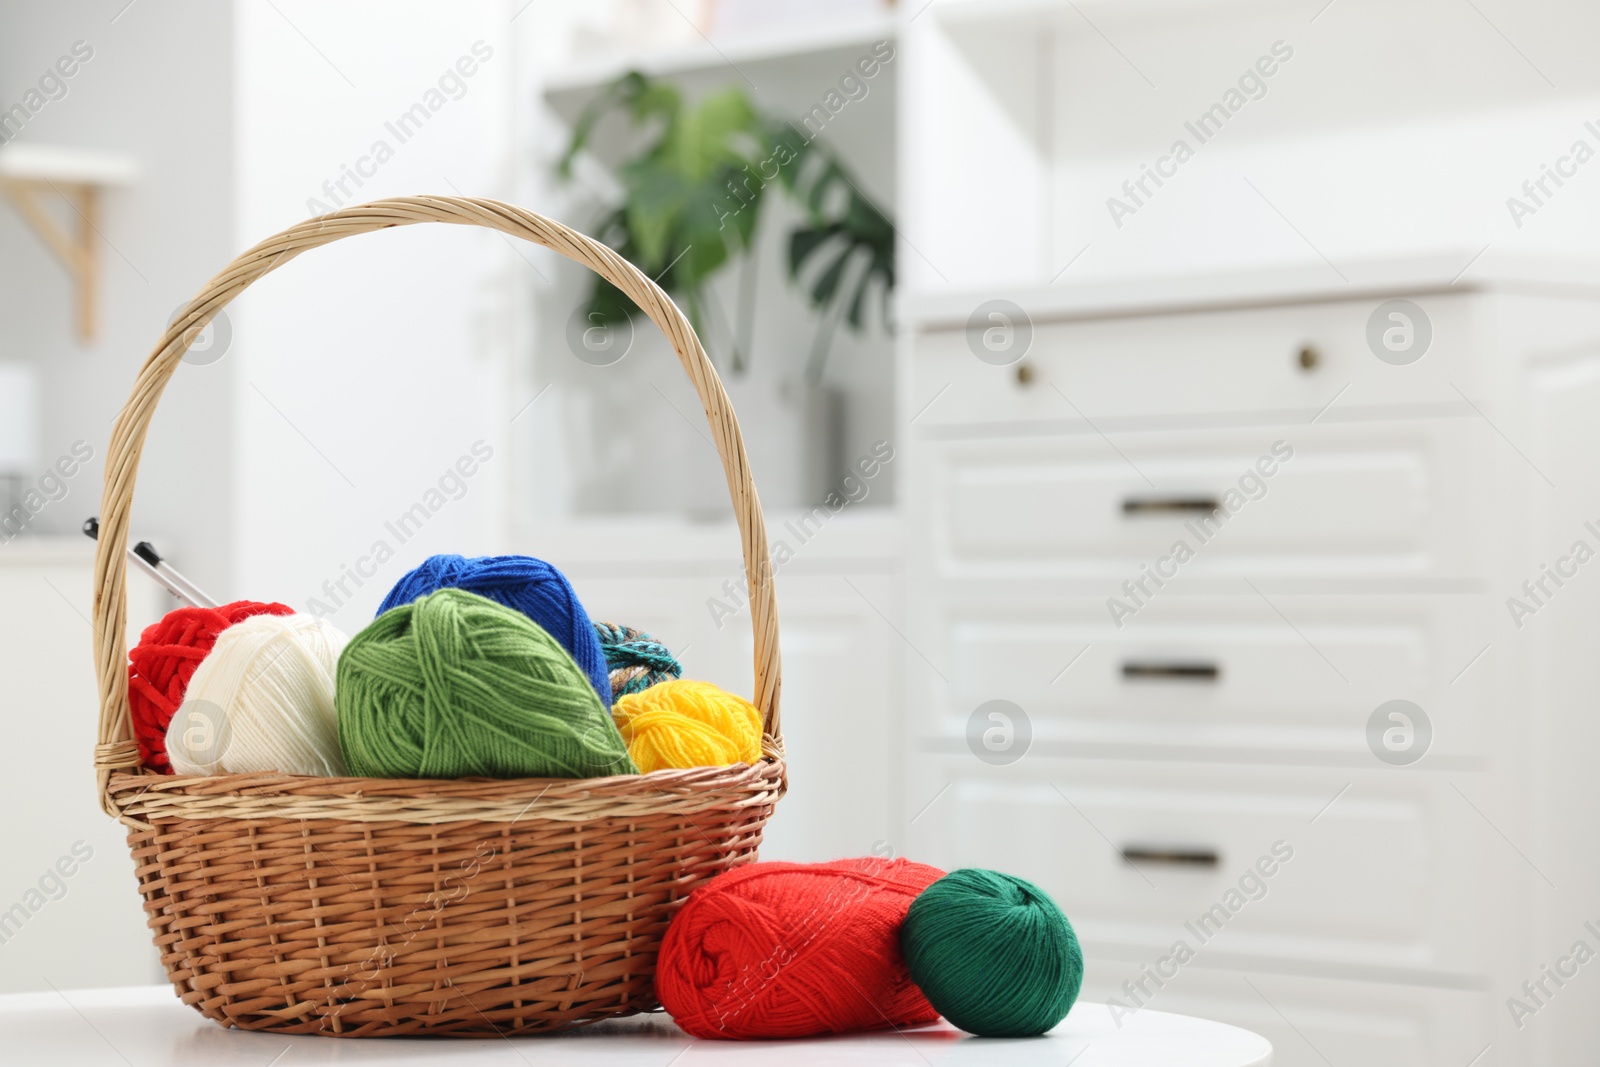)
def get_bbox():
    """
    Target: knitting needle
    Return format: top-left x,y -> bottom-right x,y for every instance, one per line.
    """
82,517 -> 221,609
